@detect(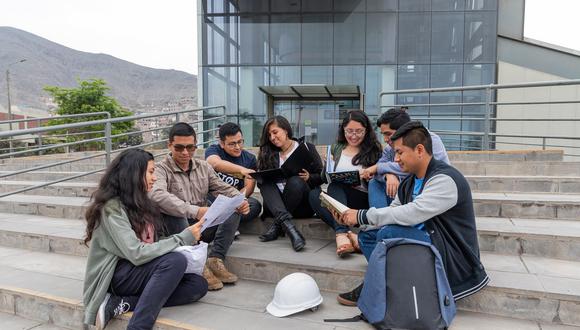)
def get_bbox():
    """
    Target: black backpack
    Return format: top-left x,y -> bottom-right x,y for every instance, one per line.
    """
327,238 -> 456,330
